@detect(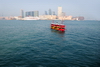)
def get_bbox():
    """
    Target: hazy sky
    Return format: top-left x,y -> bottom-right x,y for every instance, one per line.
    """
0,0 -> 100,20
